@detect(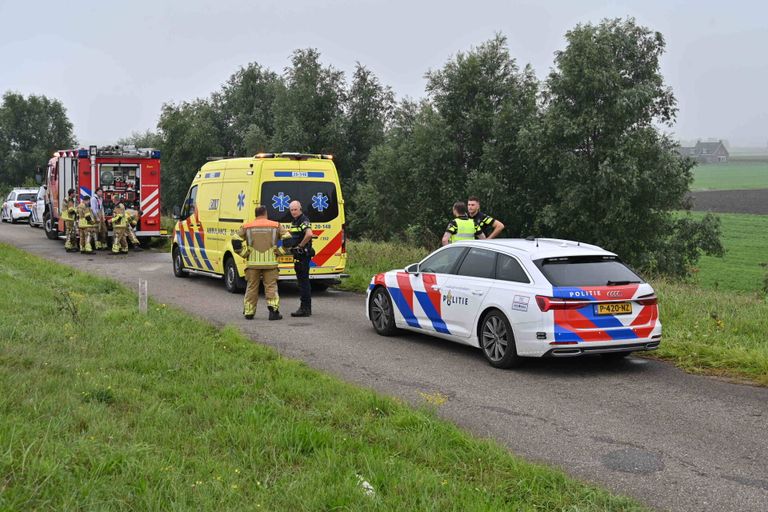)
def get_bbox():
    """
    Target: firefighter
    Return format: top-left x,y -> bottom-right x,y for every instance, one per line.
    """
61,190 -> 79,252
125,209 -> 144,252
232,205 -> 287,320
467,196 -> 505,239
90,187 -> 108,250
288,200 -> 314,317
442,201 -> 484,246
109,203 -> 130,254
76,196 -> 96,253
